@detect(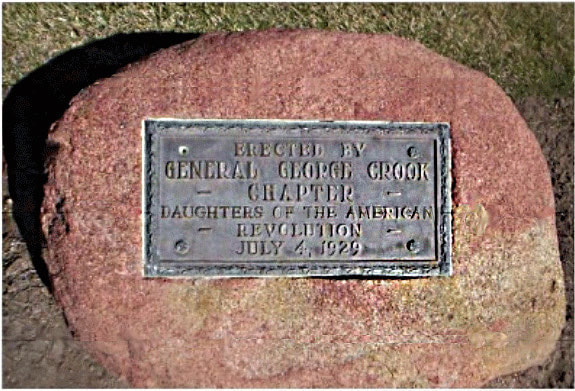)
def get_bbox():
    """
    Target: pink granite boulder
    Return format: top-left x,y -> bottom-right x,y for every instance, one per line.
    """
41,30 -> 565,387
